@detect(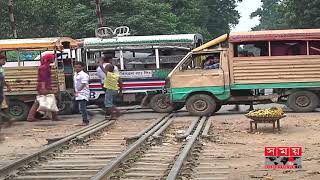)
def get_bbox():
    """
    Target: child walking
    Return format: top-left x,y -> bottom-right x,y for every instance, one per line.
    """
104,64 -> 122,120
74,62 -> 90,125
